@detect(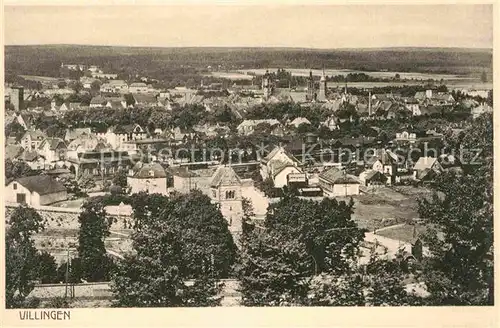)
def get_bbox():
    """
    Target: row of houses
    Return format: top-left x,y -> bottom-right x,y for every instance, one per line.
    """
236,116 -> 340,136
258,145 -> 451,196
